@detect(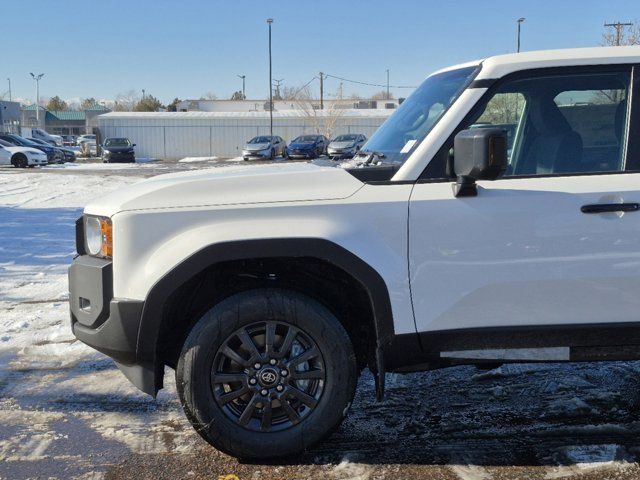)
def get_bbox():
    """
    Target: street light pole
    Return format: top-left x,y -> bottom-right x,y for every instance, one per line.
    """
7,78 -> 11,101
30,73 -> 44,123
386,69 -> 390,100
237,74 -> 246,99
267,18 -> 273,137
517,17 -> 525,53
